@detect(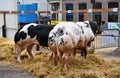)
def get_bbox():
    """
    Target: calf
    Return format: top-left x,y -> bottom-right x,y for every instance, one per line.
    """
14,23 -> 54,62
